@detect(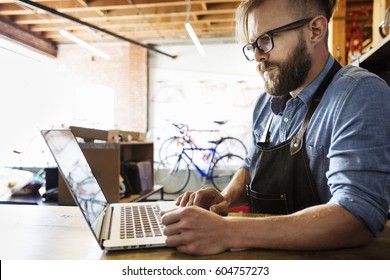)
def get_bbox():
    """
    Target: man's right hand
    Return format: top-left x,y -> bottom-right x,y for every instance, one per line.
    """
175,187 -> 230,215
